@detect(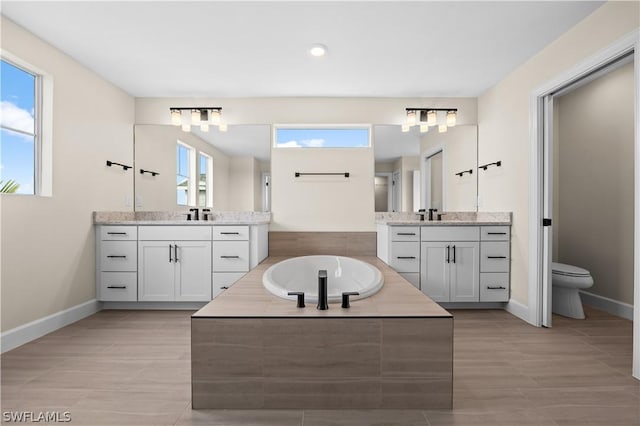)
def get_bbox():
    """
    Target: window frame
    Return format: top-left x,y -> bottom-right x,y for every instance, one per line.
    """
176,140 -> 196,206
272,124 -> 372,149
